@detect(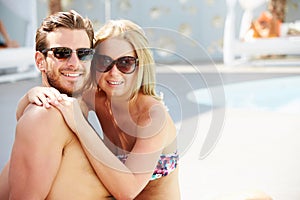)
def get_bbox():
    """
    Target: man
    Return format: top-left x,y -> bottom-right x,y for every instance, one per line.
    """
0,10 -> 112,199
